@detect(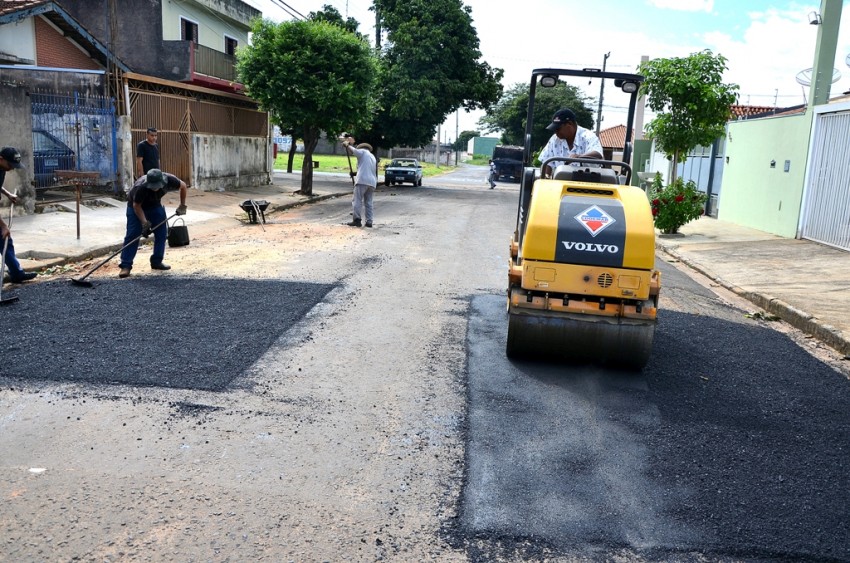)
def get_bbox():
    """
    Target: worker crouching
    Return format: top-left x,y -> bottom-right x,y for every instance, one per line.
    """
119,168 -> 187,278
